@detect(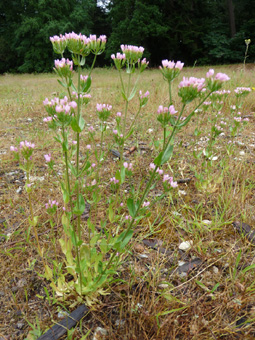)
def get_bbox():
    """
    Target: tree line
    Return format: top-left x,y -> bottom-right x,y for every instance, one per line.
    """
0,0 -> 254,73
